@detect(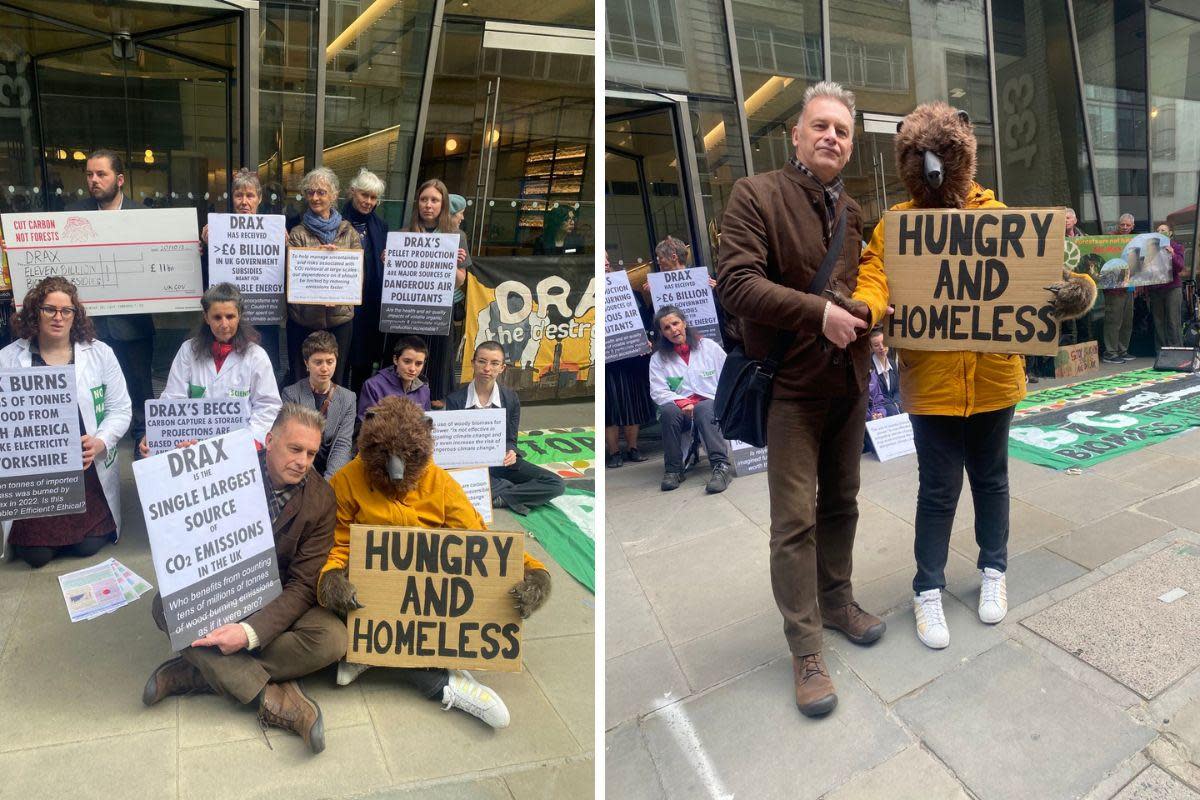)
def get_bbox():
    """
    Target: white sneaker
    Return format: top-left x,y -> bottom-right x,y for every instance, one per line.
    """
442,670 -> 510,729
978,568 -> 1008,624
336,659 -> 372,686
913,589 -> 950,649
